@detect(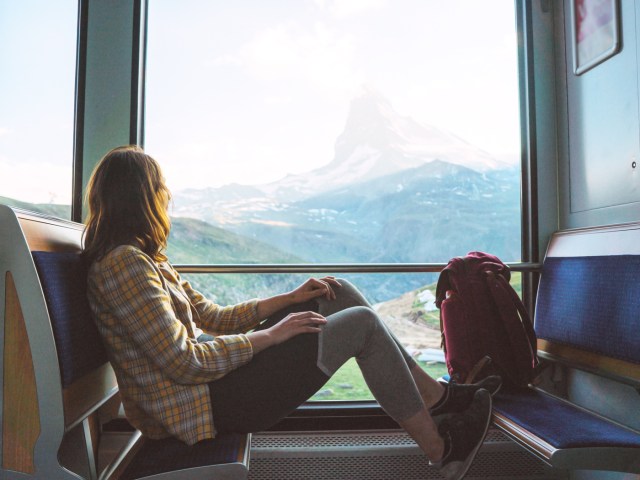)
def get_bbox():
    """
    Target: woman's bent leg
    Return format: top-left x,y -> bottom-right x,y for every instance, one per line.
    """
209,299 -> 326,433
319,280 -> 445,407
317,305 -> 424,422
317,280 -> 416,367
317,305 -> 444,460
209,301 -> 447,462
209,330 -> 329,434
